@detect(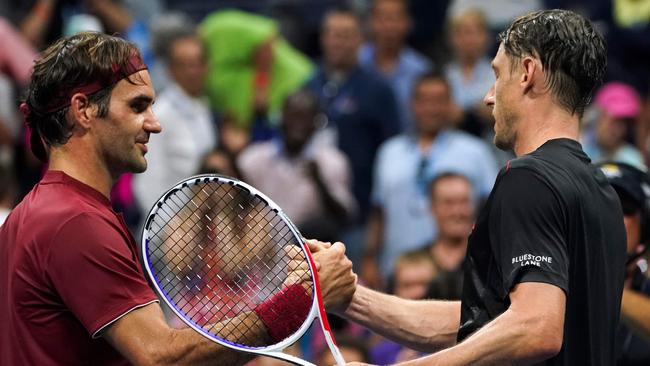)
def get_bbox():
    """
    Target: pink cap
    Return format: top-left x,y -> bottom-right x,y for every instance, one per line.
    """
595,82 -> 641,119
